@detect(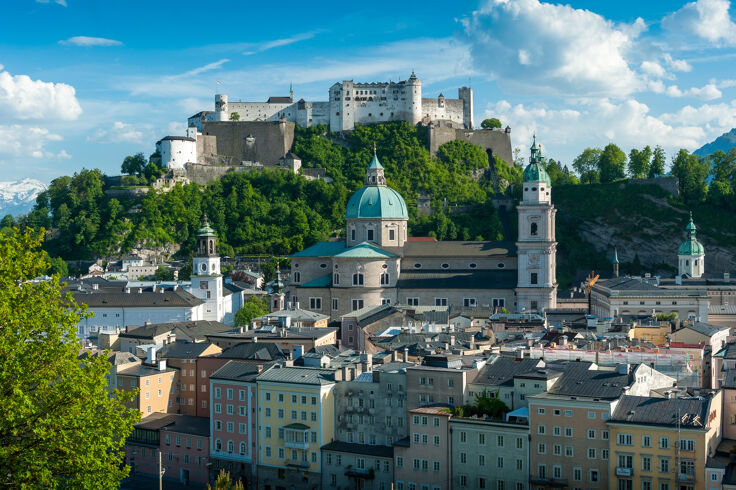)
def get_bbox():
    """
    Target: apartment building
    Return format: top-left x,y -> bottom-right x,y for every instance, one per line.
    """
450,416 -> 530,490
406,358 -> 478,409
393,406 -> 452,490
607,392 -> 722,490
125,413 -> 210,486
321,441 -> 394,490
209,361 -> 264,486
160,341 -> 221,415
116,358 -> 176,416
256,365 -> 336,489
528,362 -> 676,490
